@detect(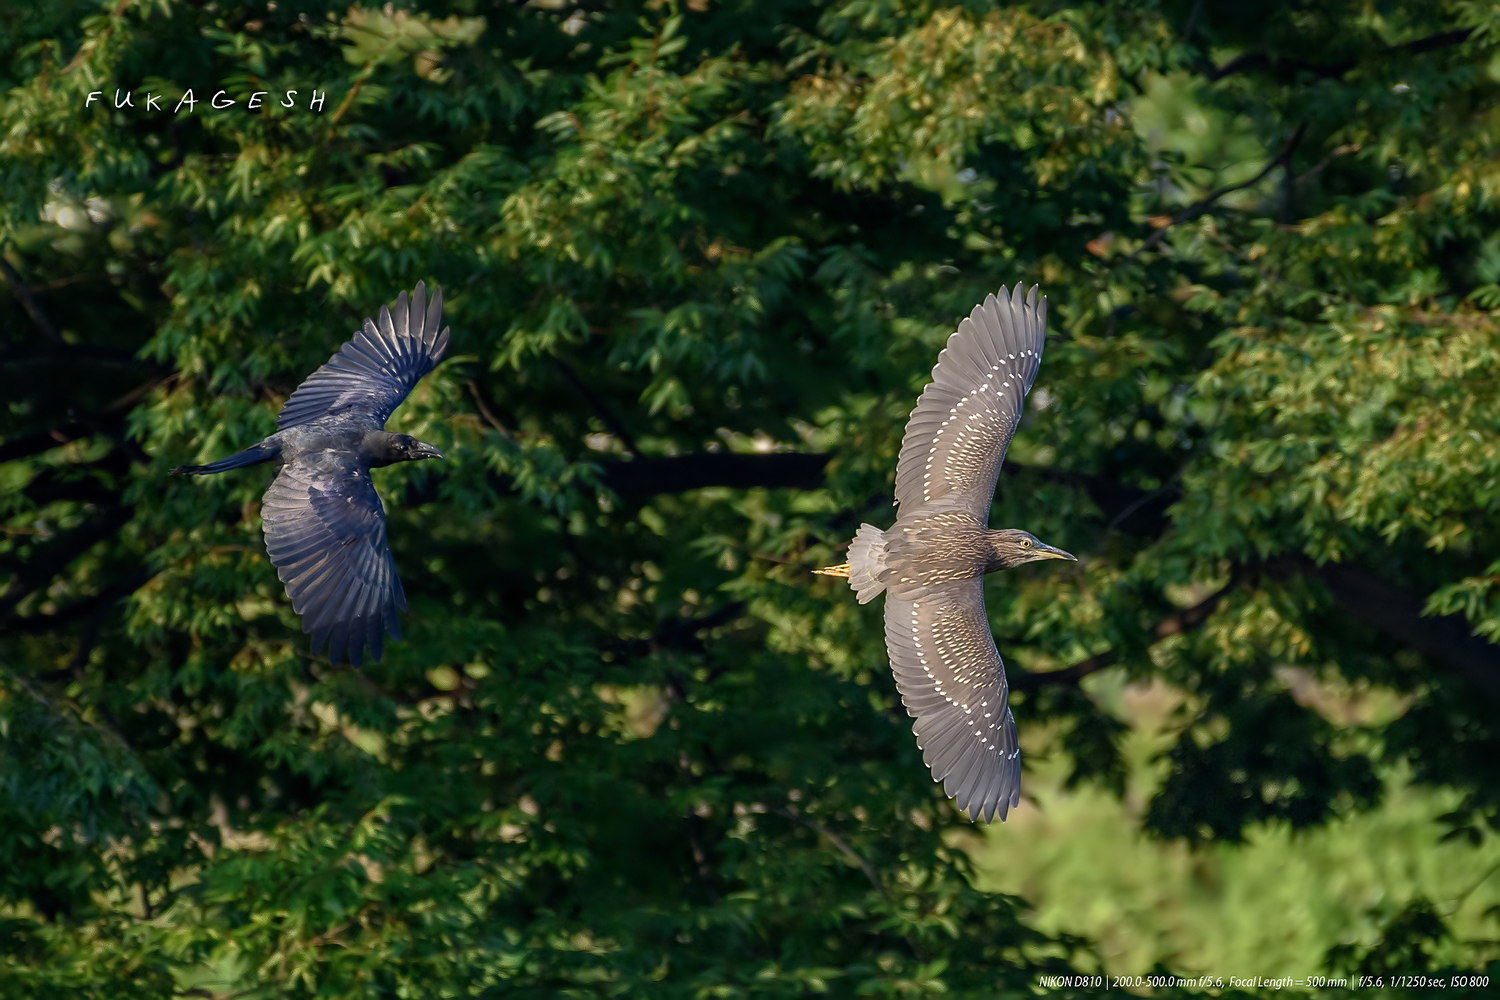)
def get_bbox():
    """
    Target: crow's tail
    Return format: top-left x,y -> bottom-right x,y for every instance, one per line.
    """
173,444 -> 277,476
